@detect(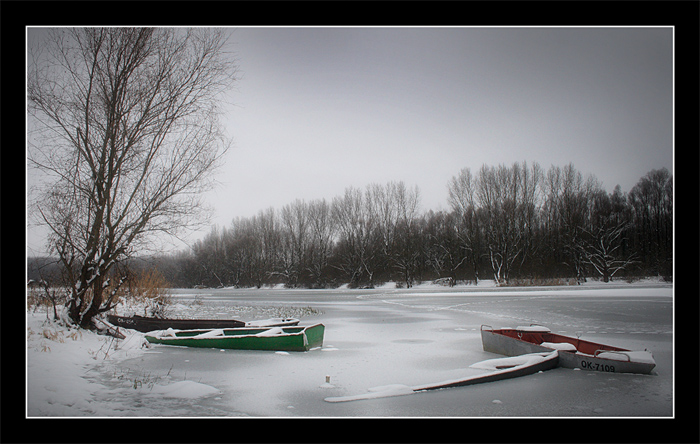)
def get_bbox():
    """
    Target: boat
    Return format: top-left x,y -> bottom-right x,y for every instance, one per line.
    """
106,314 -> 299,333
244,318 -> 301,327
414,350 -> 560,392
480,325 -> 656,374
325,351 -> 559,403
144,323 -> 325,352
